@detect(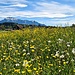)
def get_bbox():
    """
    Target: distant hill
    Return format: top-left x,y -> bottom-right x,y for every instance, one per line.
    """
0,17 -> 45,26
